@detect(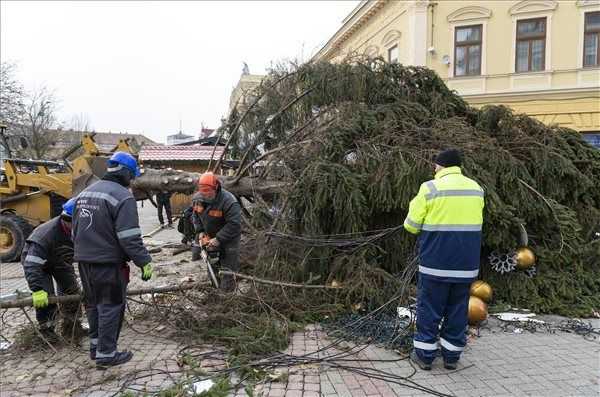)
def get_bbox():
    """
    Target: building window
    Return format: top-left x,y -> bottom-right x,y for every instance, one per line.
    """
388,45 -> 399,63
516,18 -> 546,72
584,12 -> 600,67
454,25 -> 482,76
